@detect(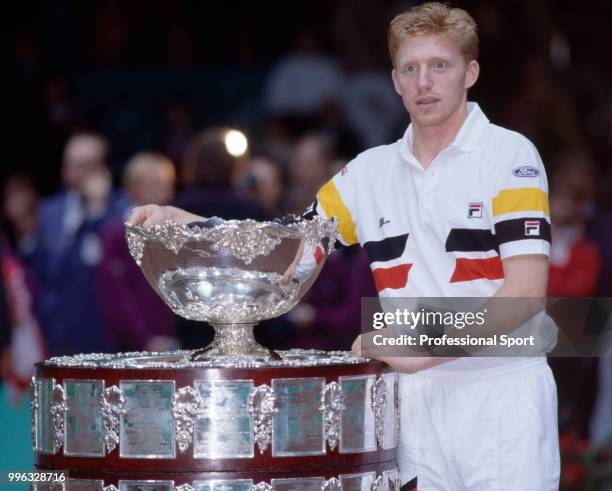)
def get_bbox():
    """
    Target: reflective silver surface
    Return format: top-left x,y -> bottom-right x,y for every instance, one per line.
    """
271,478 -> 325,491
125,216 -> 337,359
339,376 -> 376,454
381,470 -> 400,491
35,378 -> 55,454
272,378 -> 325,457
159,268 -> 300,324
118,481 -> 174,491
321,477 -> 343,491
63,379 -> 105,457
381,373 -> 397,450
119,381 -> 176,459
371,376 -> 387,450
340,472 -> 375,491
194,380 -> 254,458
66,480 -> 104,490
193,480 -> 253,491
